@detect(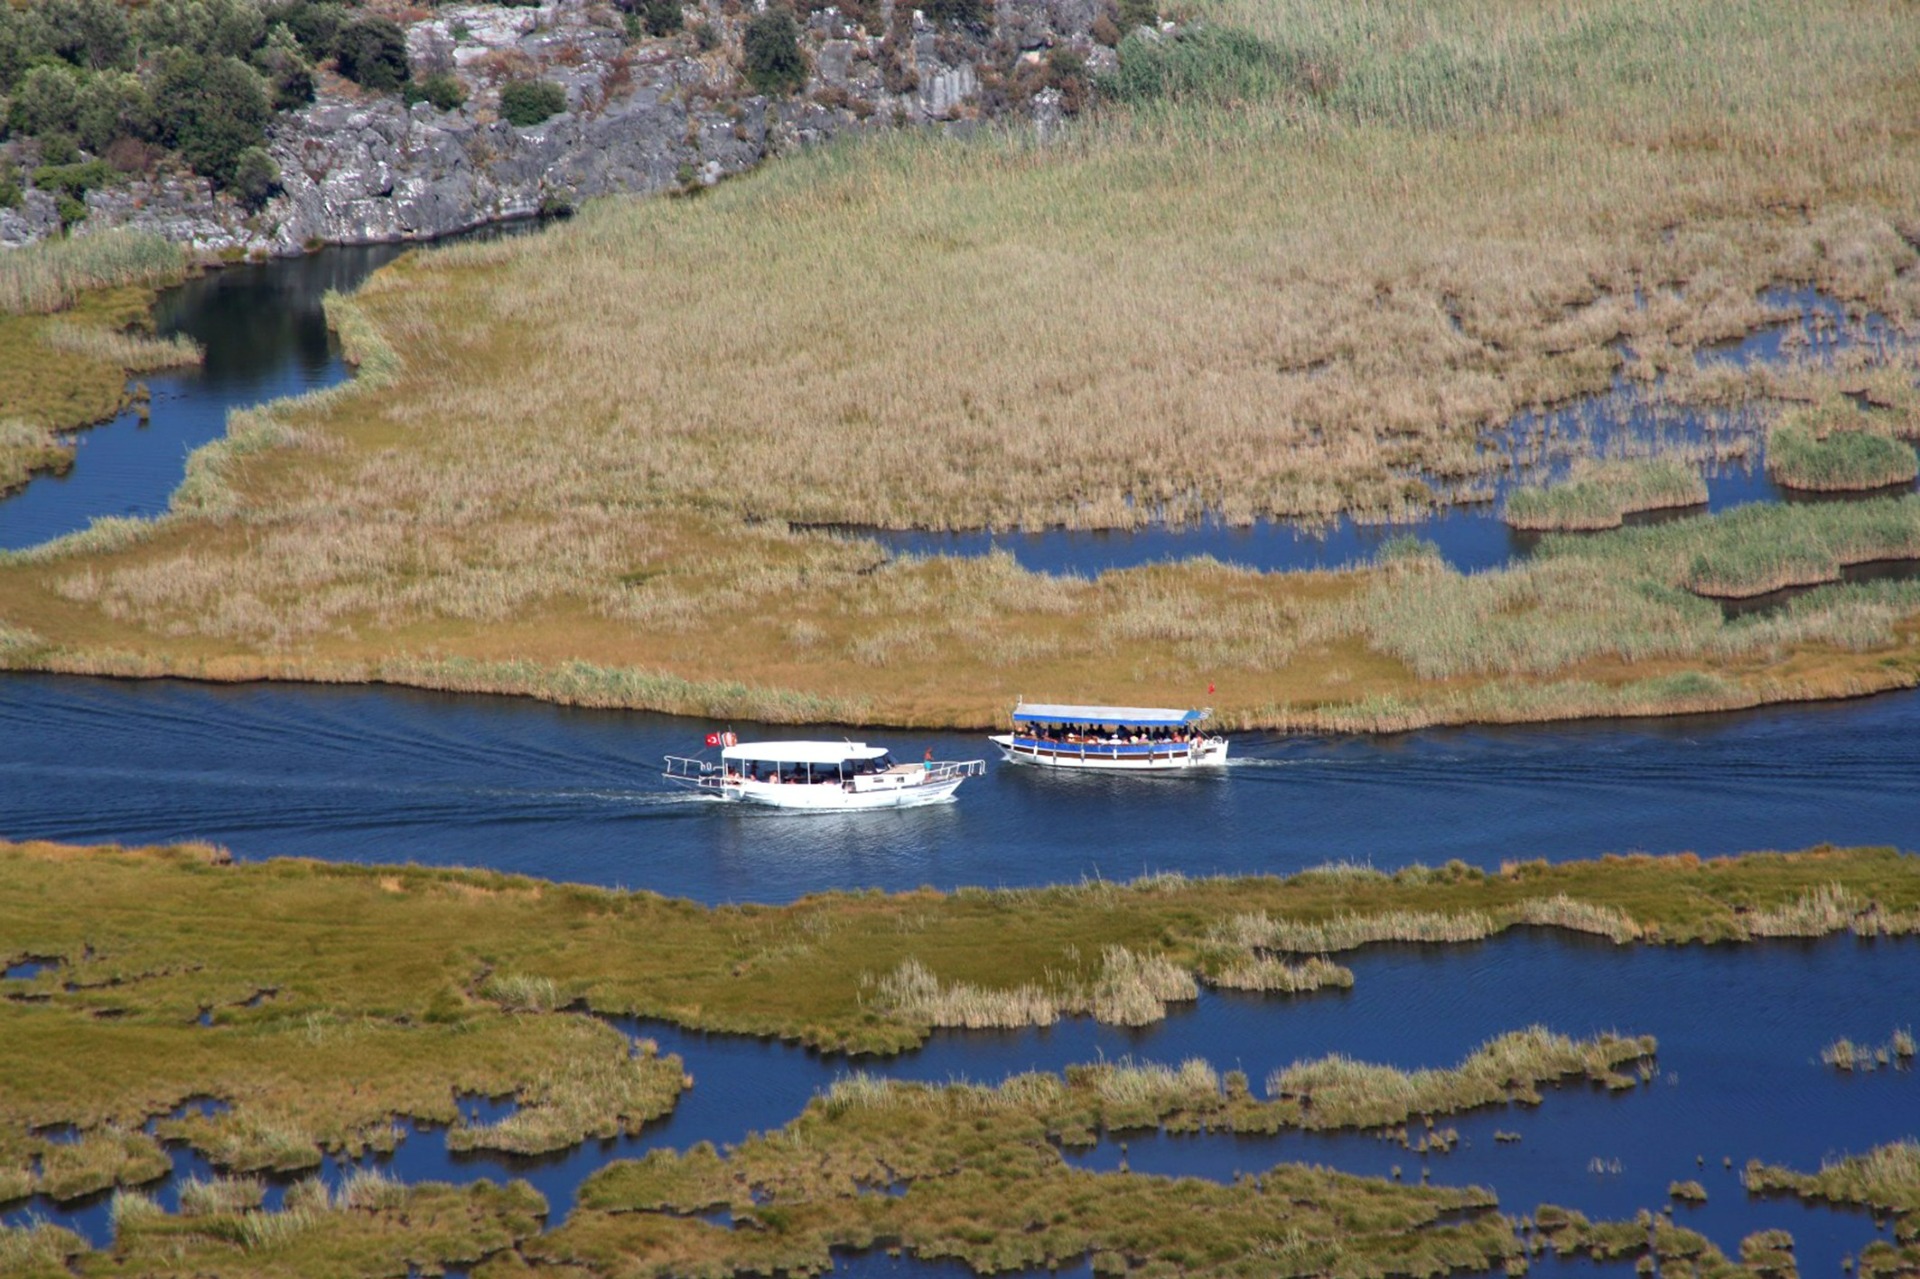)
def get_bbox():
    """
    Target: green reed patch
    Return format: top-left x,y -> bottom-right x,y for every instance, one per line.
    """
1768,418 -> 1920,493
1503,459 -> 1708,531
0,231 -> 188,317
